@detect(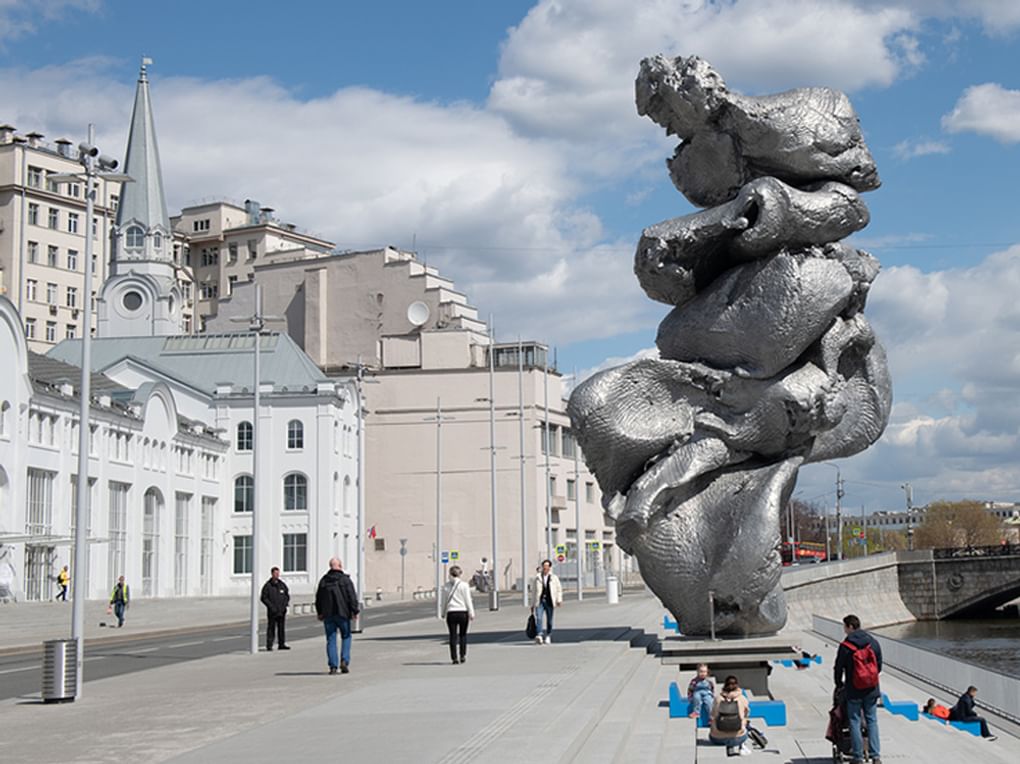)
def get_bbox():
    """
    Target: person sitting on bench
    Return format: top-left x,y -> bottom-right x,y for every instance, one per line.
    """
949,686 -> 997,741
